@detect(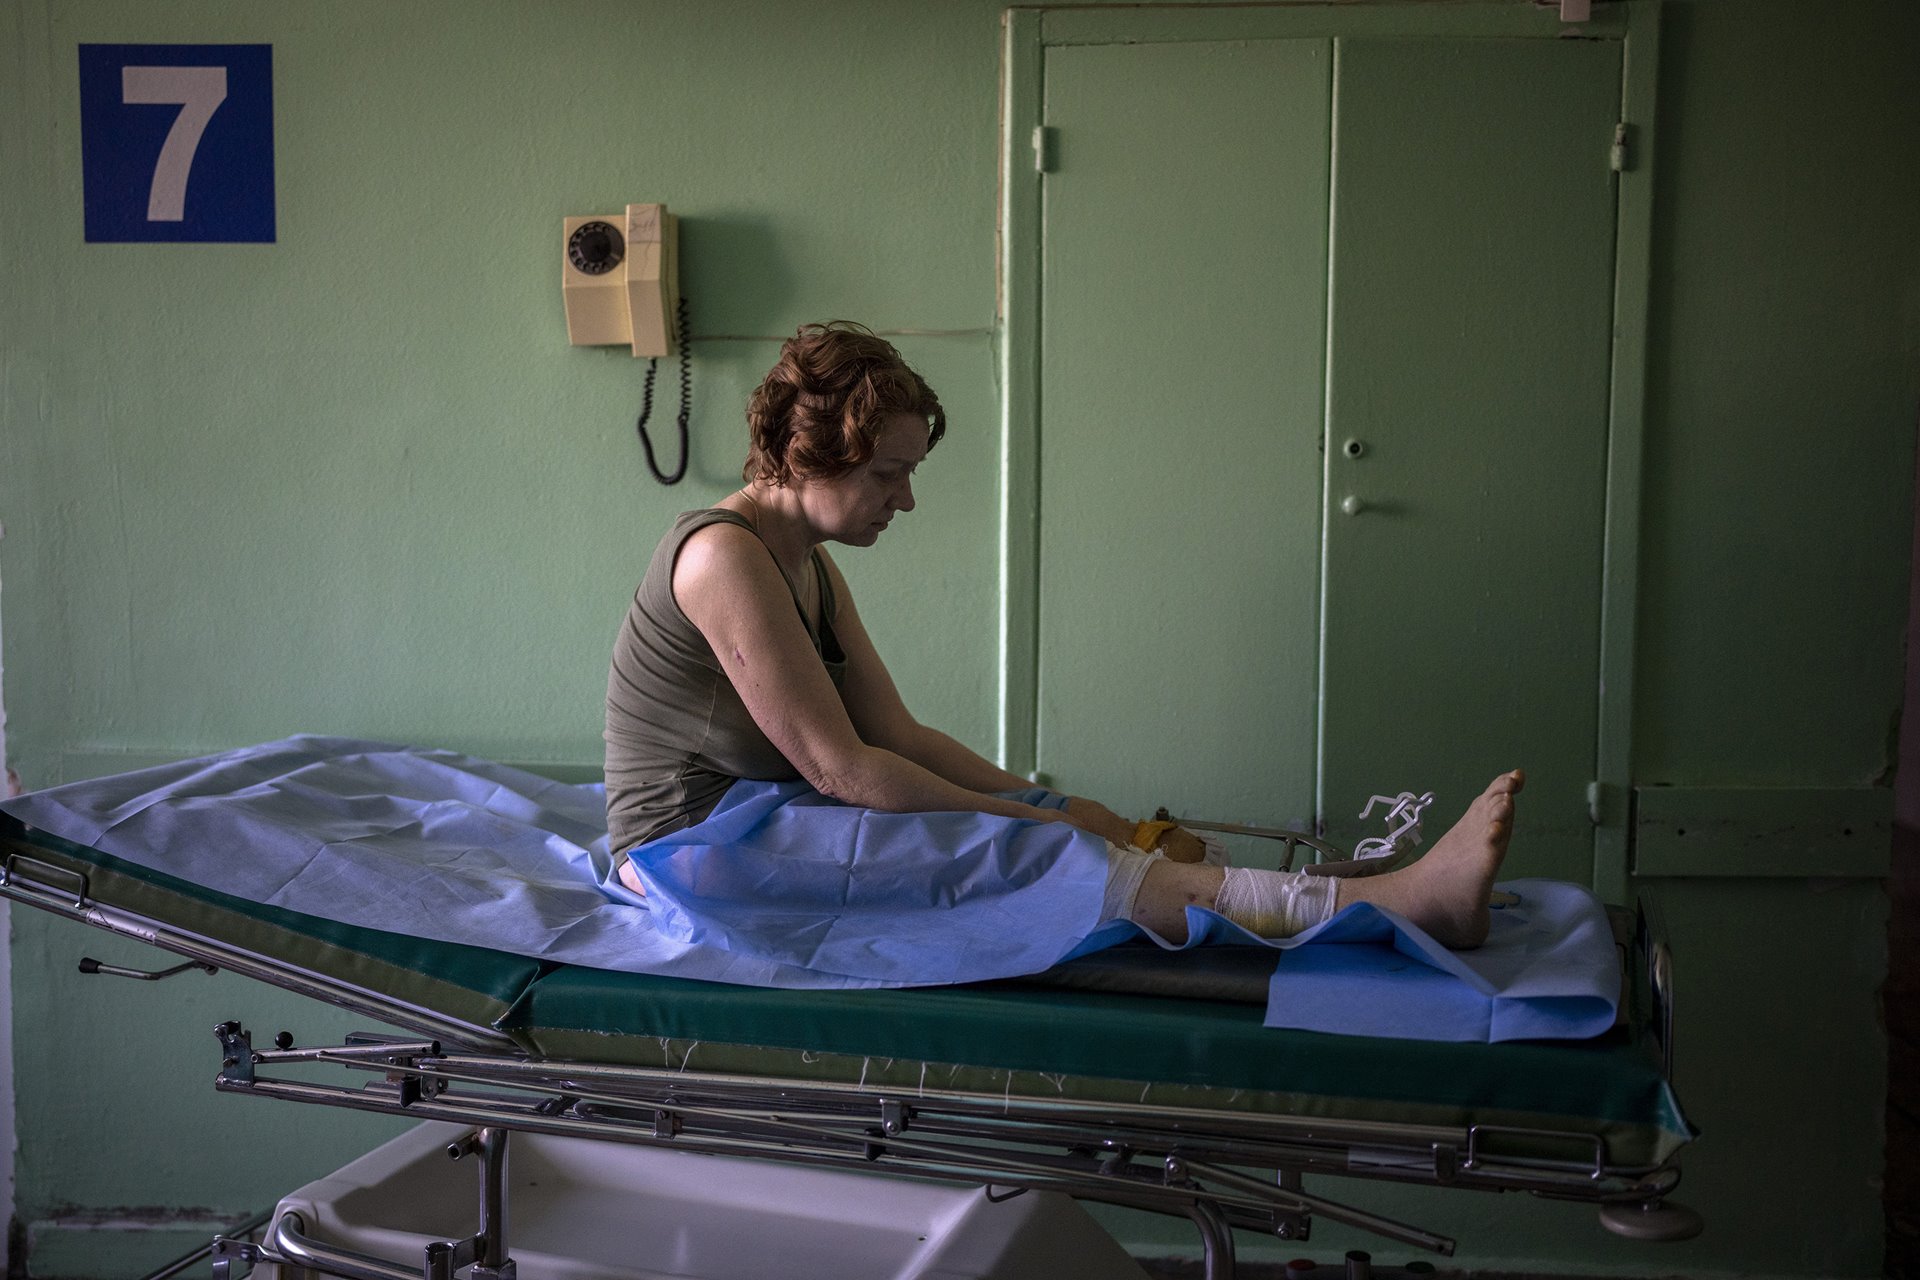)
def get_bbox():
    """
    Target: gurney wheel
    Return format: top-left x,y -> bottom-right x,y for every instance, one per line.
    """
1599,1199 -> 1703,1242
